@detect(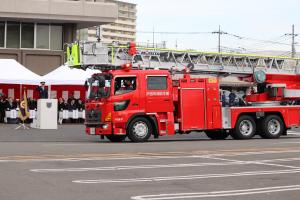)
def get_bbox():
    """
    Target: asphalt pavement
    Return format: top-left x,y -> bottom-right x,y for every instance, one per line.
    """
1,124 -> 300,200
